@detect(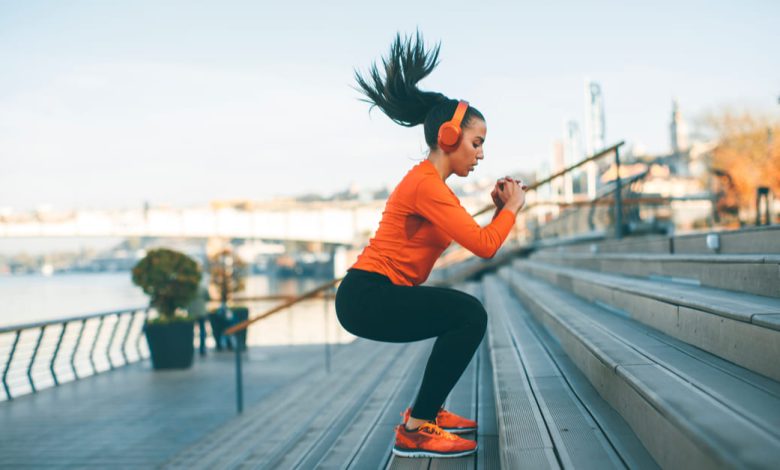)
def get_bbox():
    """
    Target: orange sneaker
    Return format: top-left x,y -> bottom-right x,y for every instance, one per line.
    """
402,407 -> 478,434
393,422 -> 477,458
